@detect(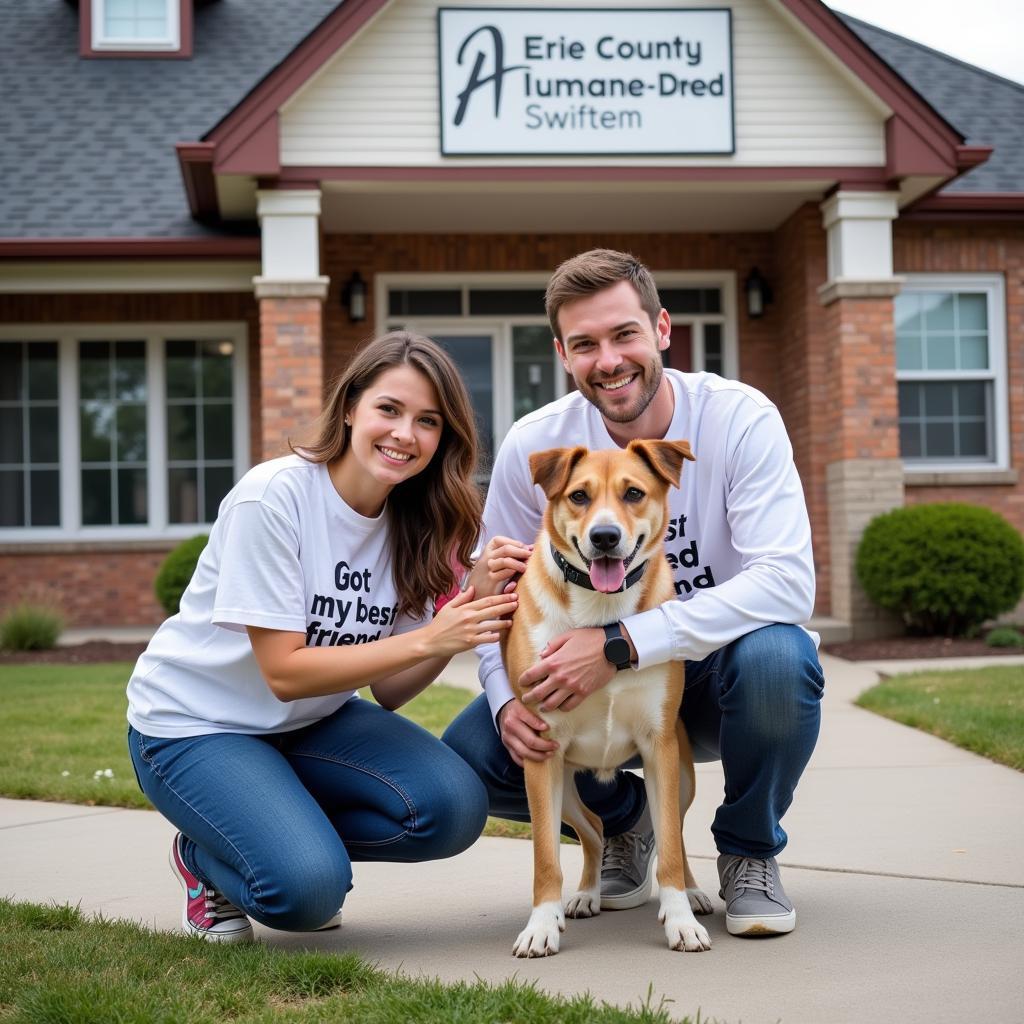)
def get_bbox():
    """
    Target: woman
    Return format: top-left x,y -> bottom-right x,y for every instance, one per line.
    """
127,331 -> 518,942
